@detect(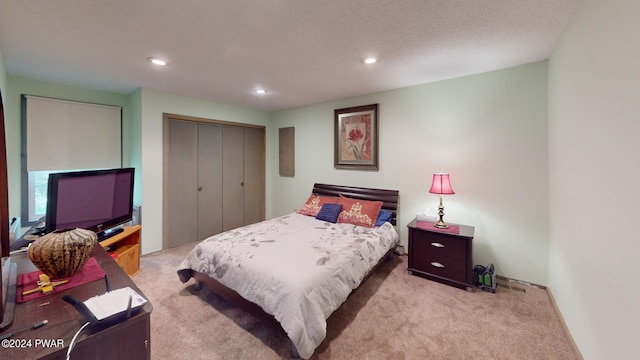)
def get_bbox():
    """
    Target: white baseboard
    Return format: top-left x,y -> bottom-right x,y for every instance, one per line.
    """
545,287 -> 584,360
